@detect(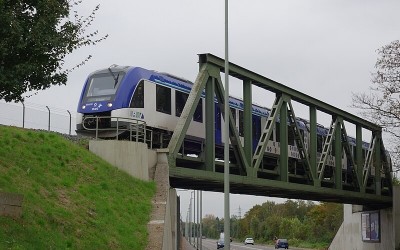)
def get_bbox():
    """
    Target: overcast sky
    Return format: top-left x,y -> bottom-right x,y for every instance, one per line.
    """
22,0 -> 400,219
